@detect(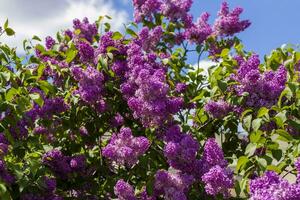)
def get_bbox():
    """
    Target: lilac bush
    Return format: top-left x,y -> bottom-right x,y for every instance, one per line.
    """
0,0 -> 299,199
